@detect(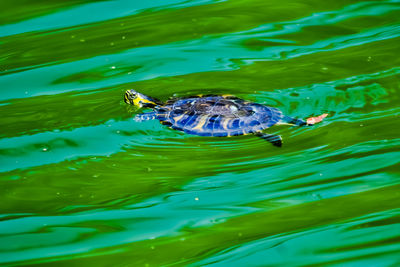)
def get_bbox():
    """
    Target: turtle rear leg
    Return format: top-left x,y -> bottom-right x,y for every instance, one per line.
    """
255,132 -> 282,147
134,112 -> 157,122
